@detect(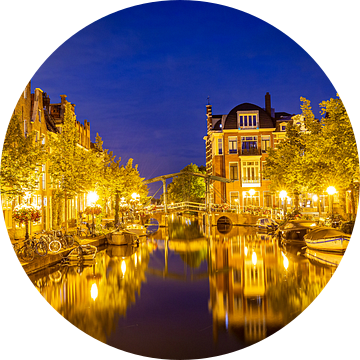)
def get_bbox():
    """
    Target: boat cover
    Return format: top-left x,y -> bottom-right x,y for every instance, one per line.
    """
304,227 -> 350,240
